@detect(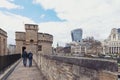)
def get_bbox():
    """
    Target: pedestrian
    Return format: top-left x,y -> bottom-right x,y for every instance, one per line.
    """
28,51 -> 33,67
22,49 -> 28,67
